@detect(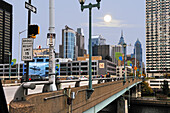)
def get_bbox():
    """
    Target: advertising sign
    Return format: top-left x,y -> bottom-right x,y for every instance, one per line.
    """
33,48 -> 49,57
29,62 -> 48,77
